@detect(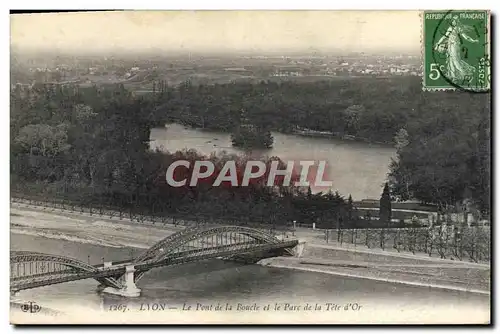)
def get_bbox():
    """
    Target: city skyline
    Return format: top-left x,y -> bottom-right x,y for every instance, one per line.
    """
11,11 -> 421,54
